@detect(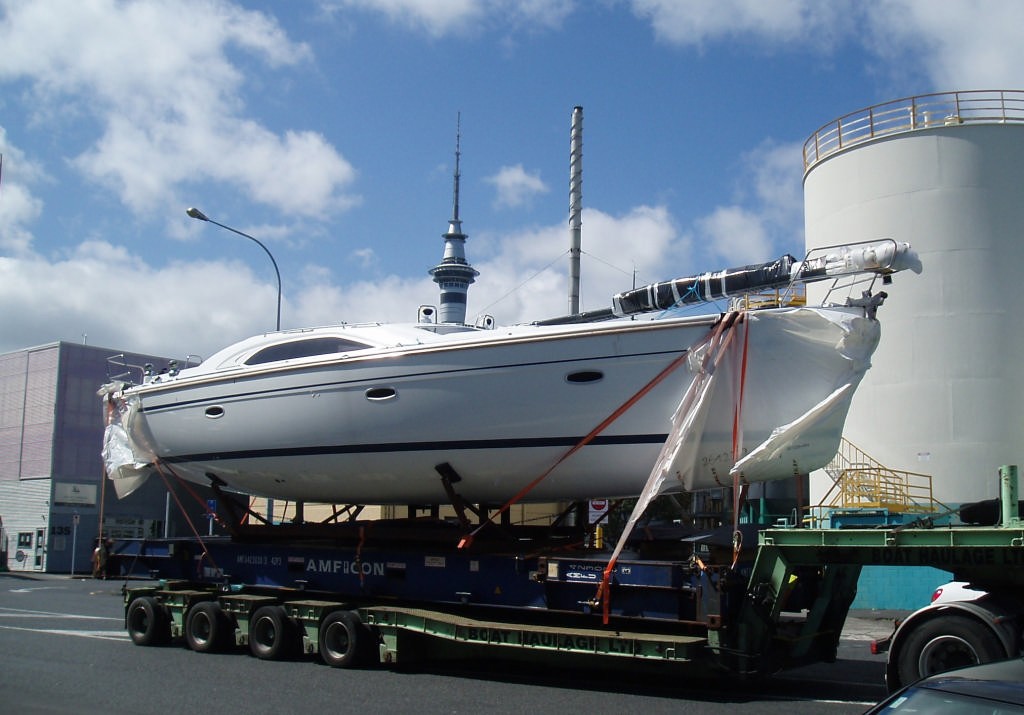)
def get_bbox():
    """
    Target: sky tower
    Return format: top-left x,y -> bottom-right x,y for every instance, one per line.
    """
429,115 -> 479,324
